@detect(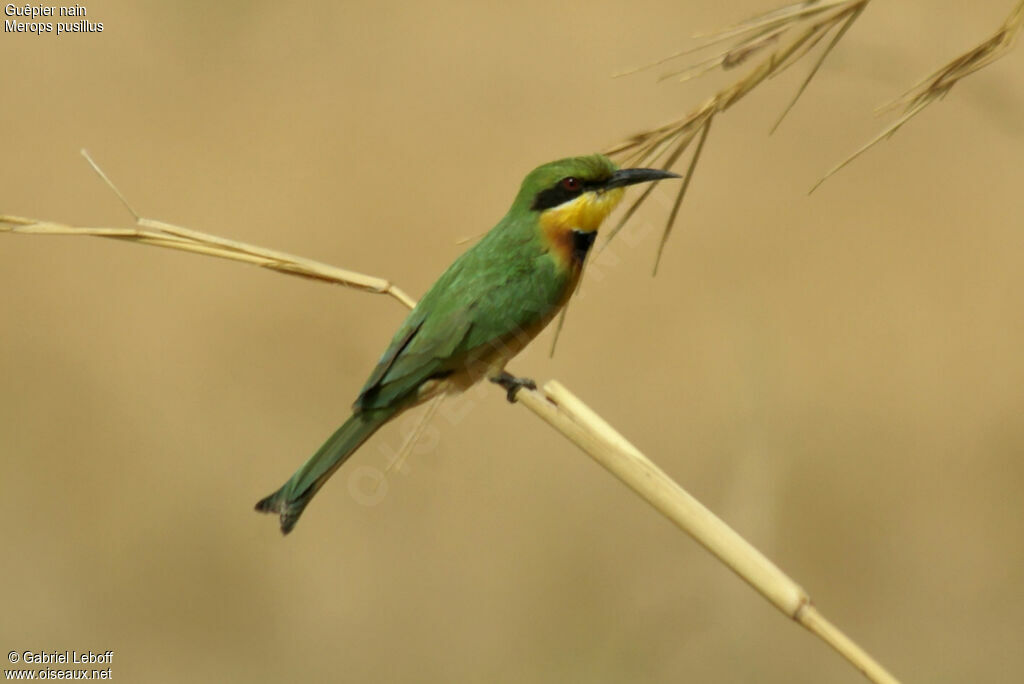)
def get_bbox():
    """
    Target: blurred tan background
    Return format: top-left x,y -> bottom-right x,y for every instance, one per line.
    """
2,1 -> 1022,682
